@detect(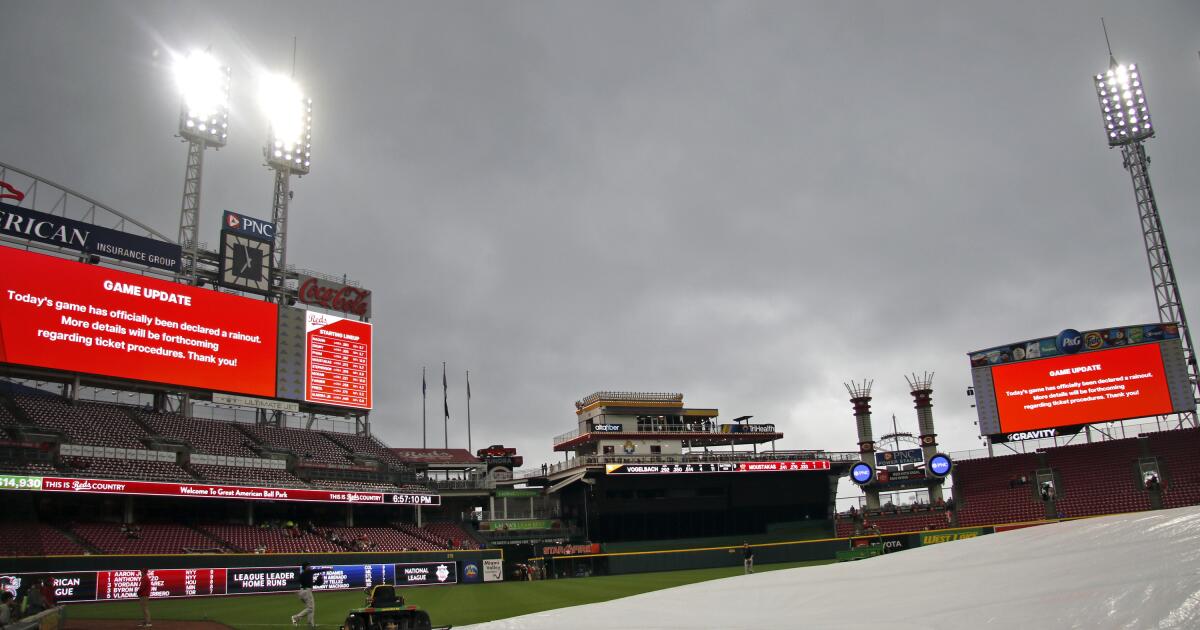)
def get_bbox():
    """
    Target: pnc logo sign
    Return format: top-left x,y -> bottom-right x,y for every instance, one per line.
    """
223,210 -> 275,241
1056,329 -> 1083,354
